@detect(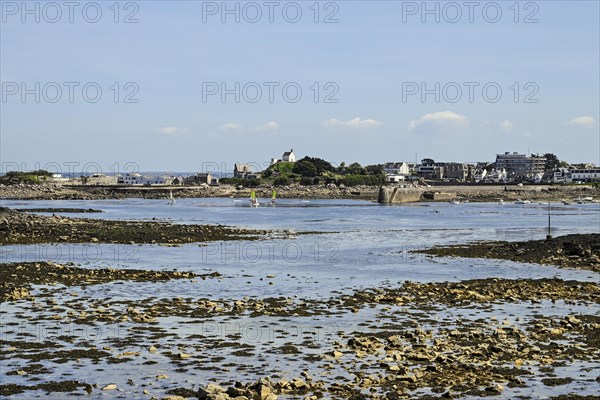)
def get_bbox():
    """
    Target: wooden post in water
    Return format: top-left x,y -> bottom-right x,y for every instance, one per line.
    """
546,201 -> 552,241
